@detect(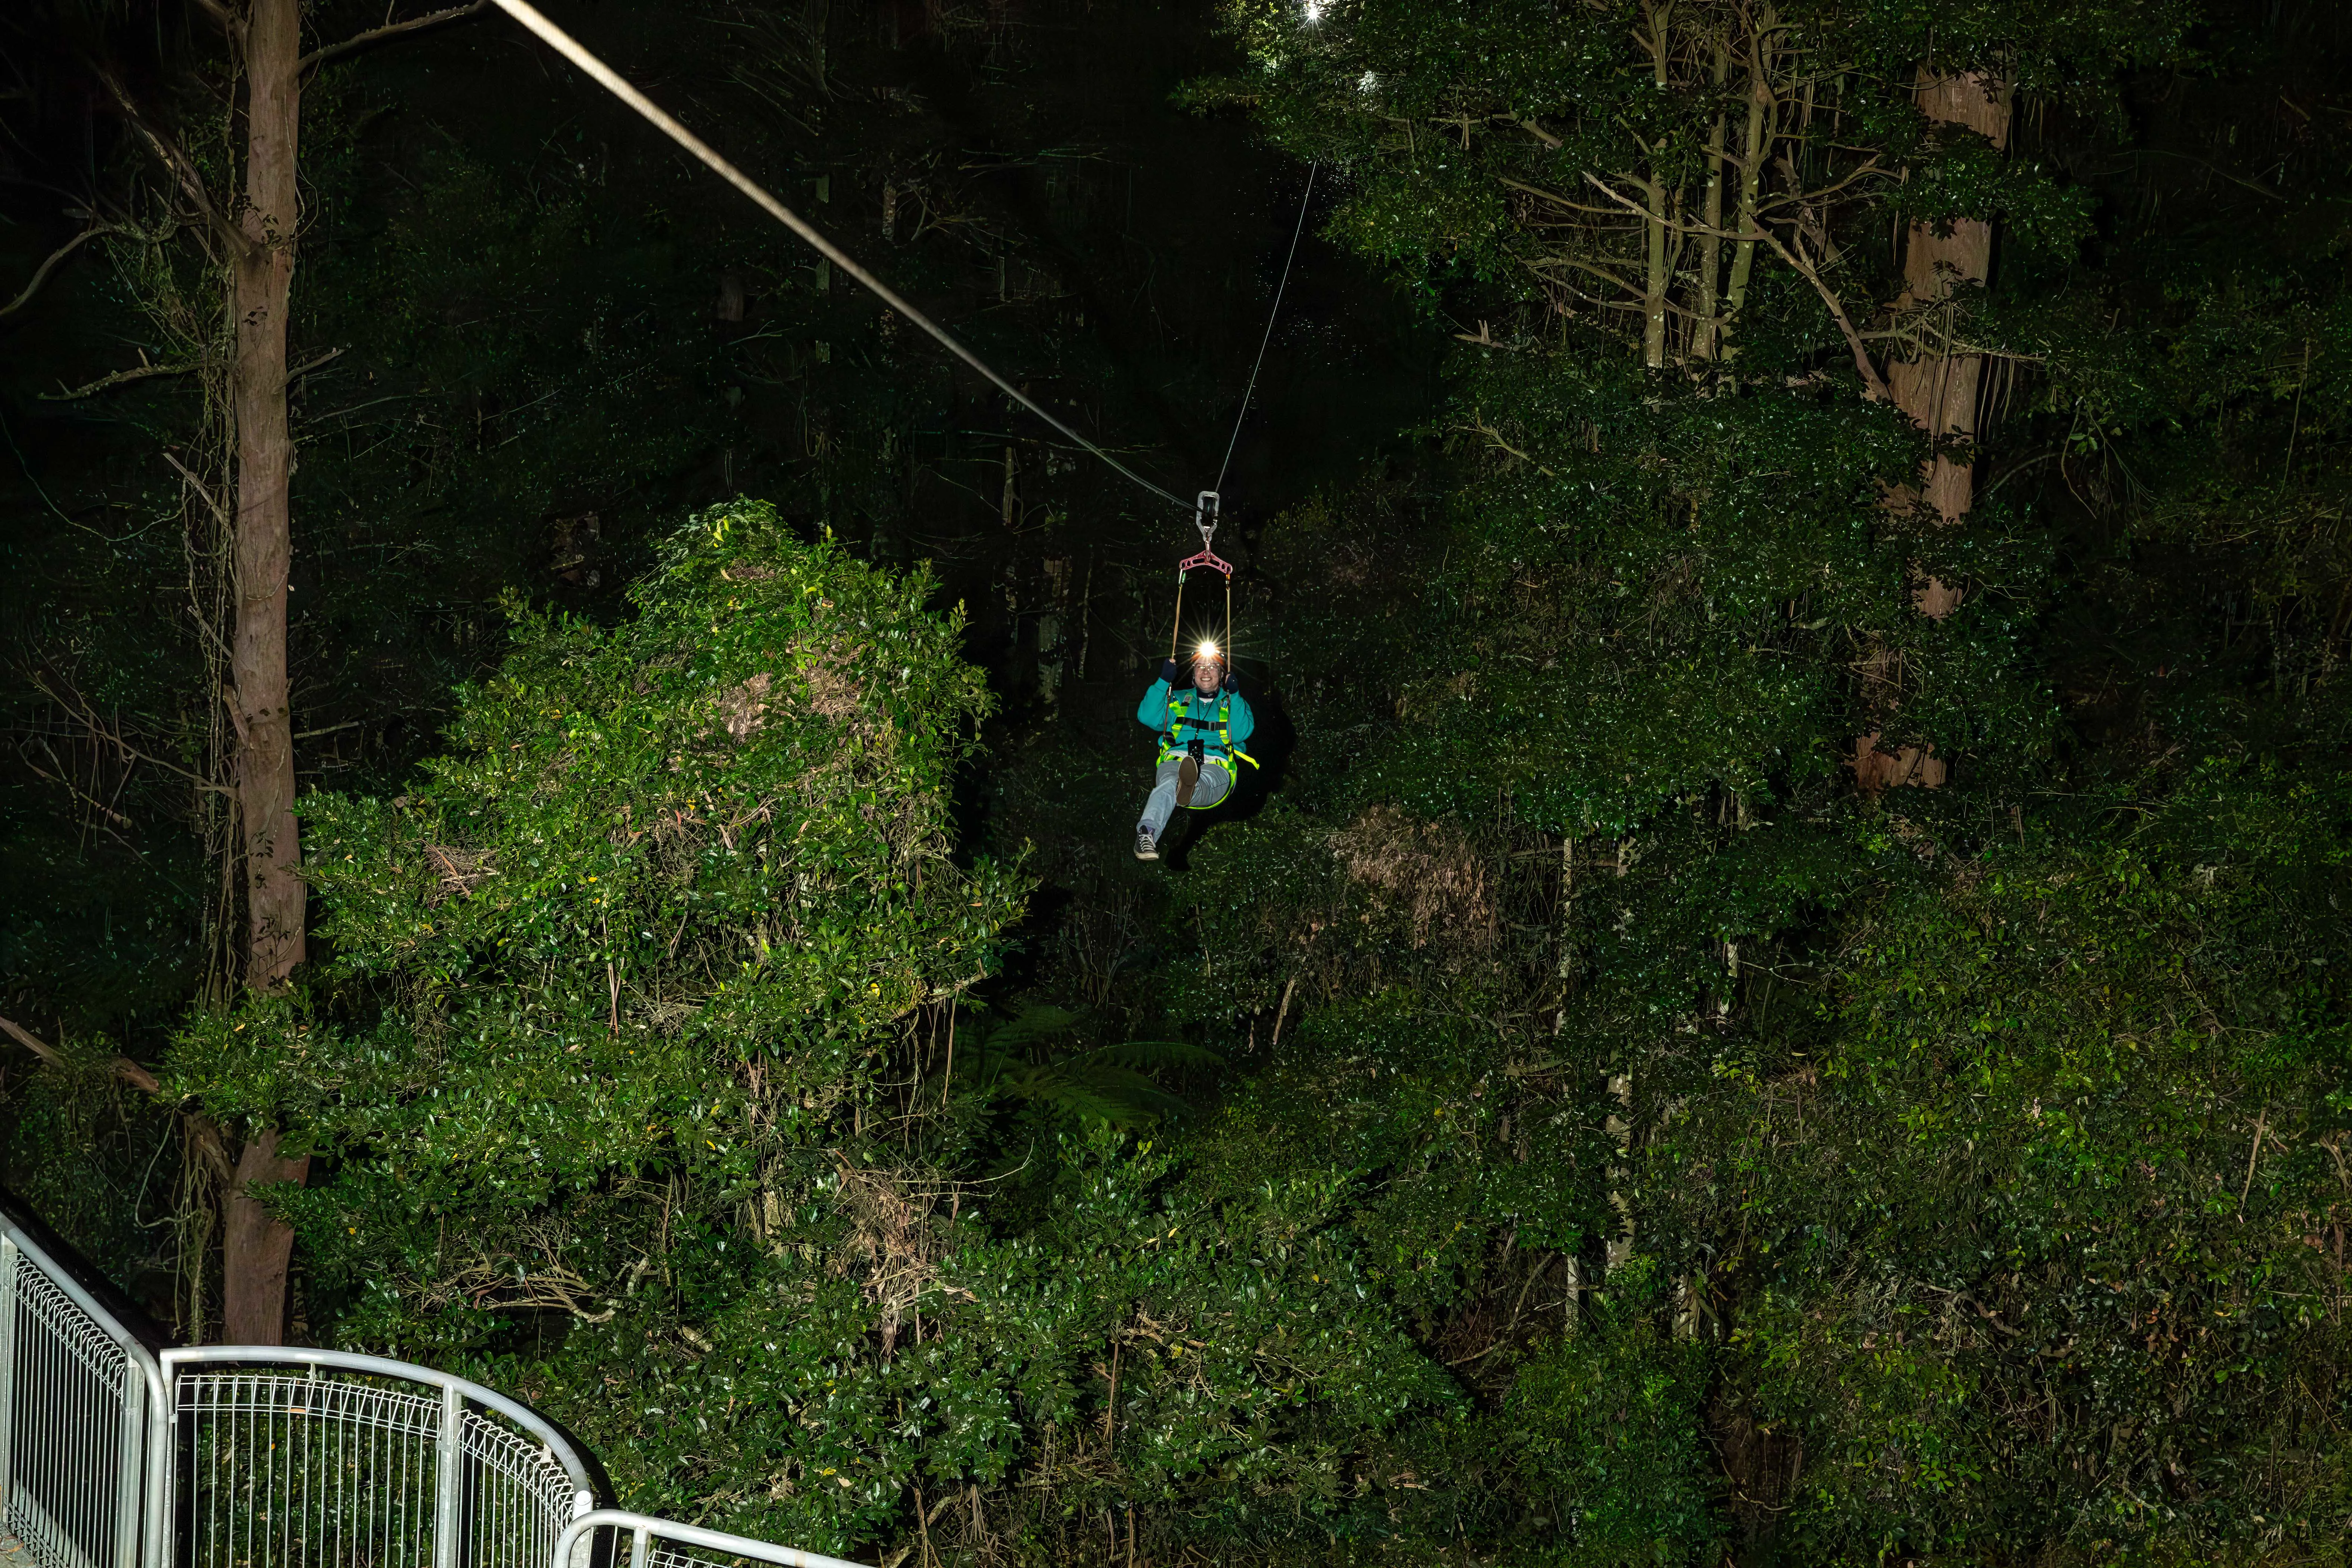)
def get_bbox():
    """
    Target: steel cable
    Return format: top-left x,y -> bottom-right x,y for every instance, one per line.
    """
490,0 -> 1192,513
1214,163 -> 1317,498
